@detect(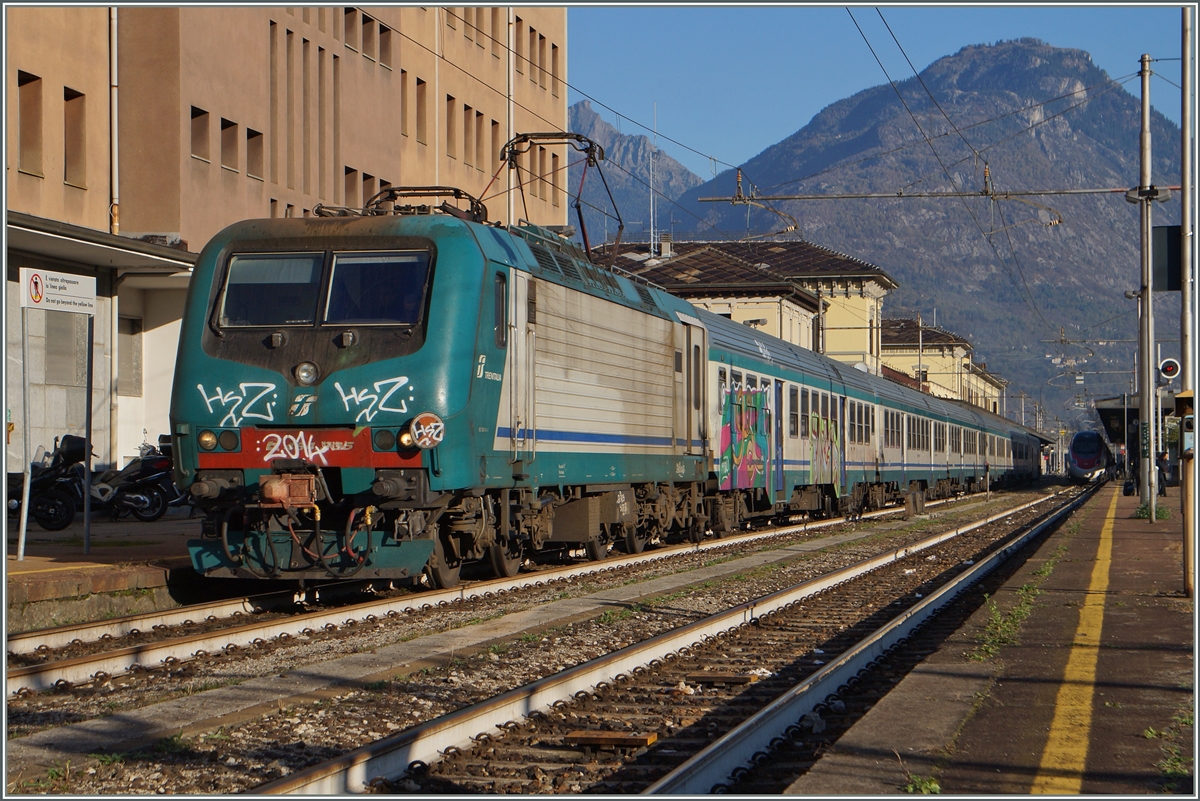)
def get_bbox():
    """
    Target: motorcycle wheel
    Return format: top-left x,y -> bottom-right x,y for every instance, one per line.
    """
32,489 -> 76,531
131,486 -> 168,522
